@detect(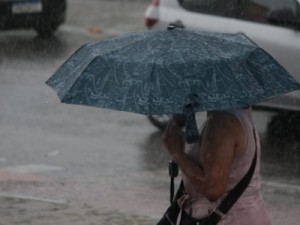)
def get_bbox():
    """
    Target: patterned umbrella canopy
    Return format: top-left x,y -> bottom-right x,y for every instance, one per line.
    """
46,27 -> 300,142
